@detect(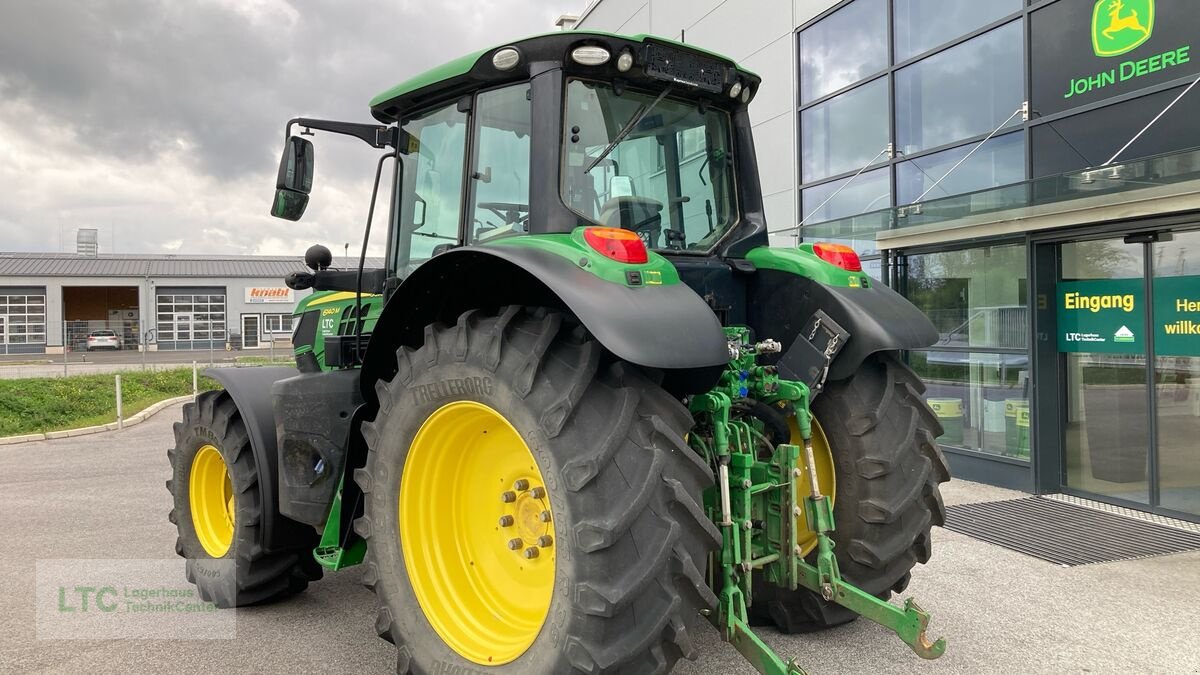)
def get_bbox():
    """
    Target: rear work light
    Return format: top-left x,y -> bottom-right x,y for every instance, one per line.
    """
812,242 -> 862,272
583,227 -> 648,264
